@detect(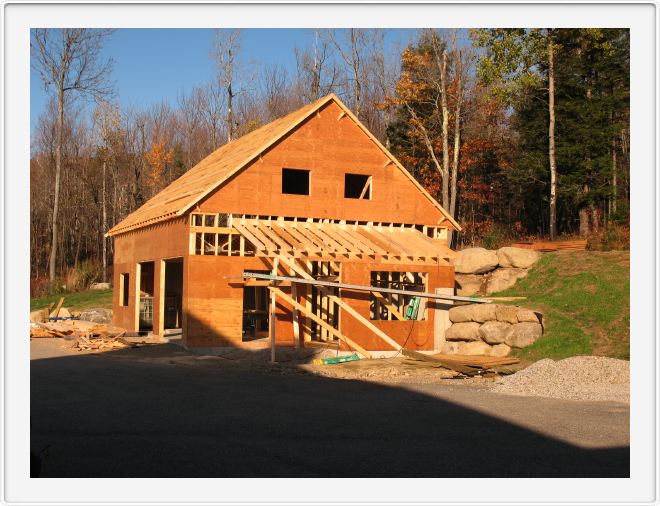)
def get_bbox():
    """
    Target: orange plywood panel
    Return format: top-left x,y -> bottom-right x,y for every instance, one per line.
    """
198,101 -> 448,226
